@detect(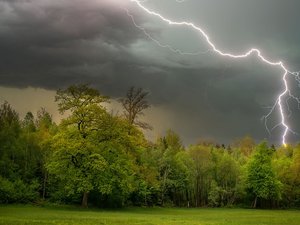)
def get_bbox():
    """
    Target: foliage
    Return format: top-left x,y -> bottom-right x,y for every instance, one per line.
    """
55,84 -> 108,138
0,85 -> 300,208
246,142 -> 282,208
0,176 -> 39,203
